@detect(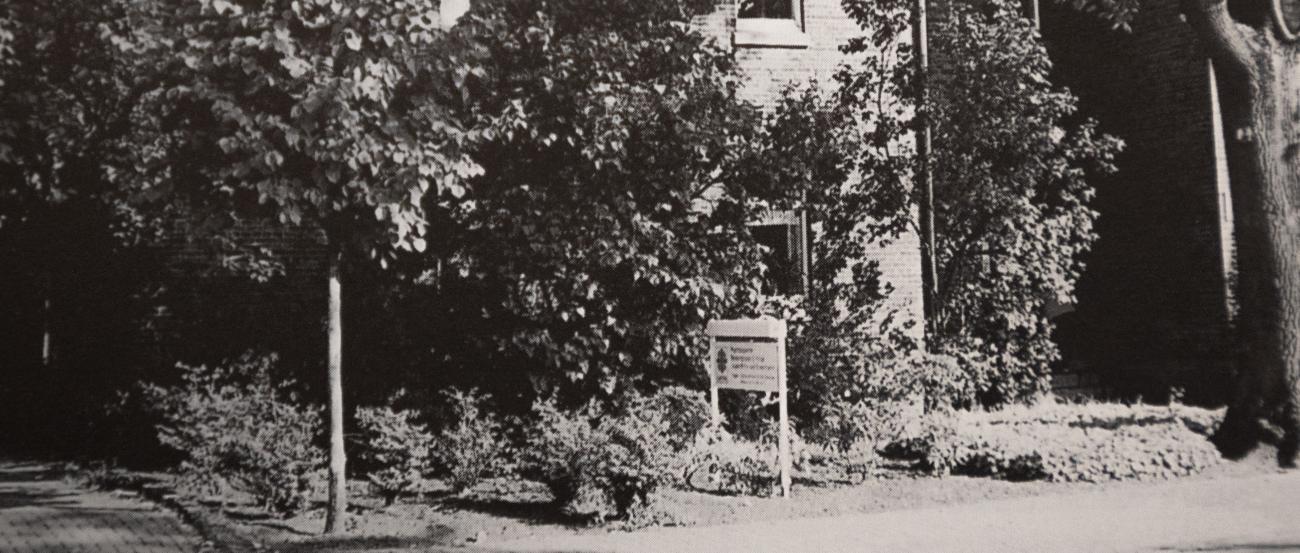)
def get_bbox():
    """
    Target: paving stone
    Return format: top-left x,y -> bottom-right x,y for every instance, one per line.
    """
0,462 -> 206,553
